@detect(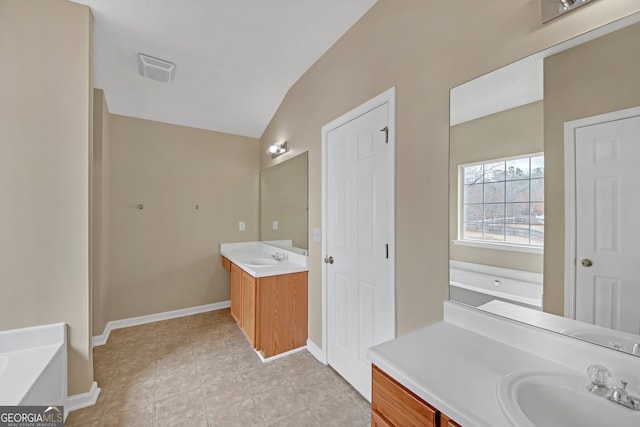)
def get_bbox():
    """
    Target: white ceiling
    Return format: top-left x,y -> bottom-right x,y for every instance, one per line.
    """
73,0 -> 378,138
